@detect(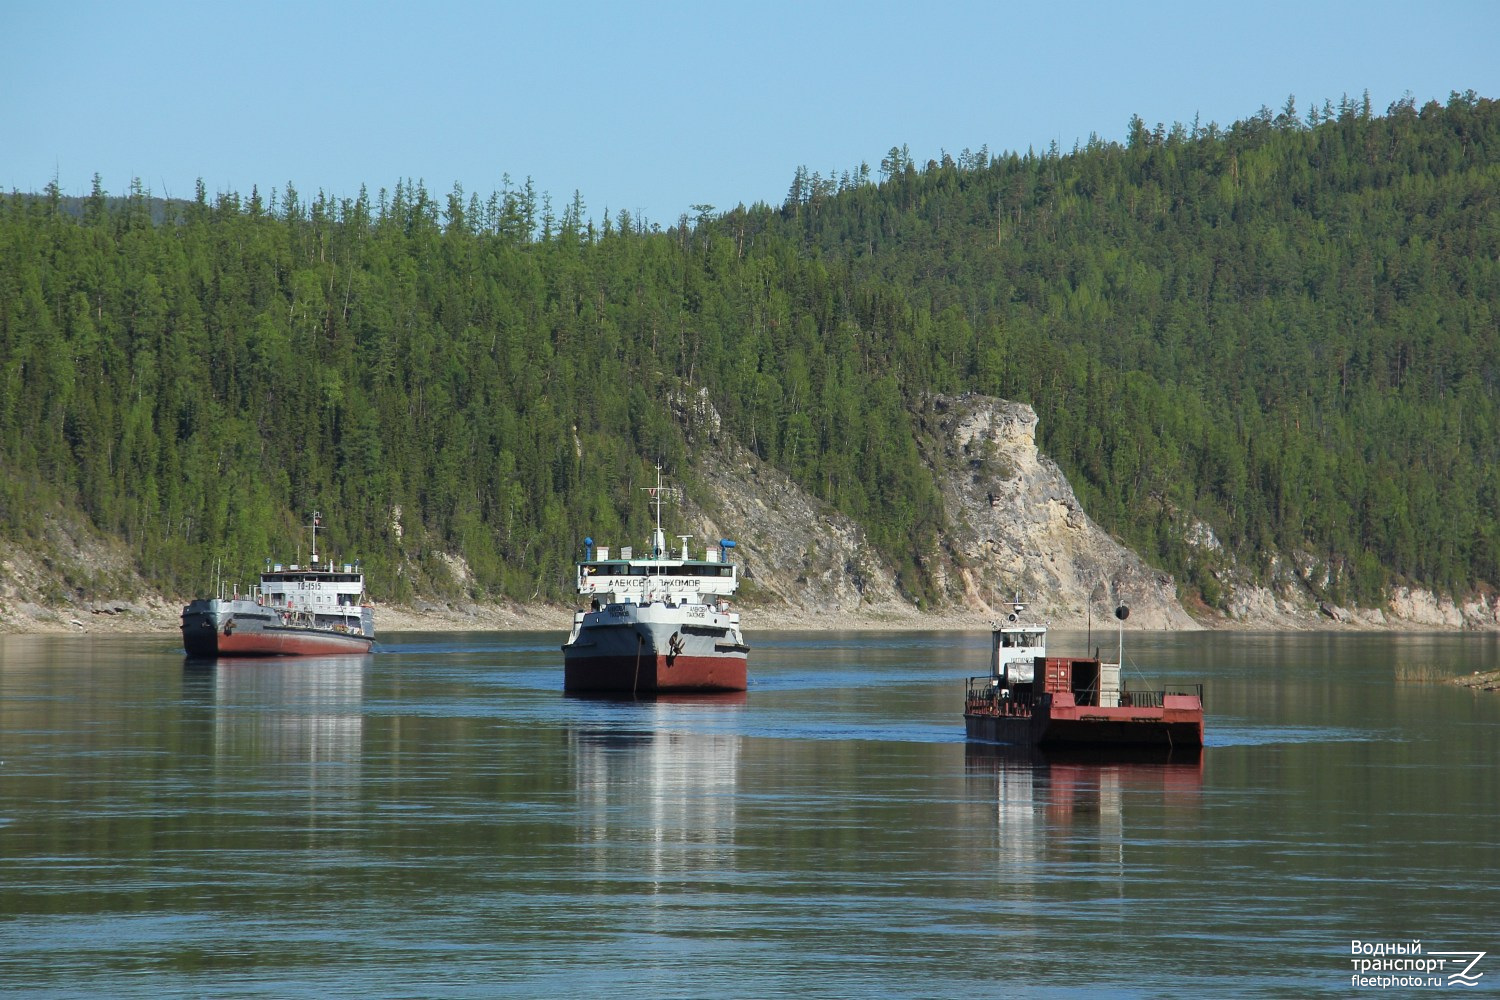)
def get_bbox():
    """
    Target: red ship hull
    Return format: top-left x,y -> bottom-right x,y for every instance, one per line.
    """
181,598 -> 373,658
972,701 -> 1206,746
183,624 -> 374,658
965,691 -> 1203,748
